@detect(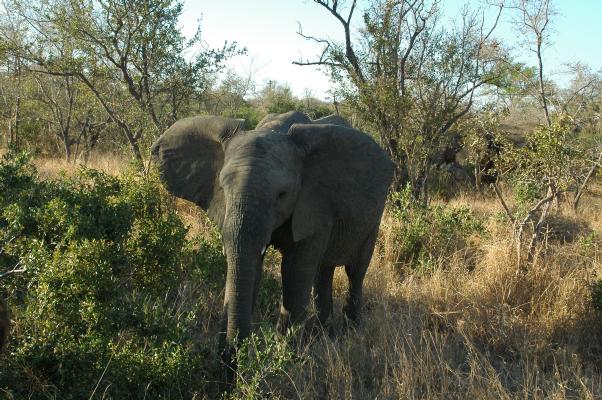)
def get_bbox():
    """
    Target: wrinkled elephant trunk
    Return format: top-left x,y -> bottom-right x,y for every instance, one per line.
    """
221,196 -> 269,346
